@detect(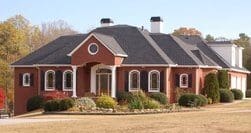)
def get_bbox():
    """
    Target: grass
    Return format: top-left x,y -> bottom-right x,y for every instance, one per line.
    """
1,99 -> 251,133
